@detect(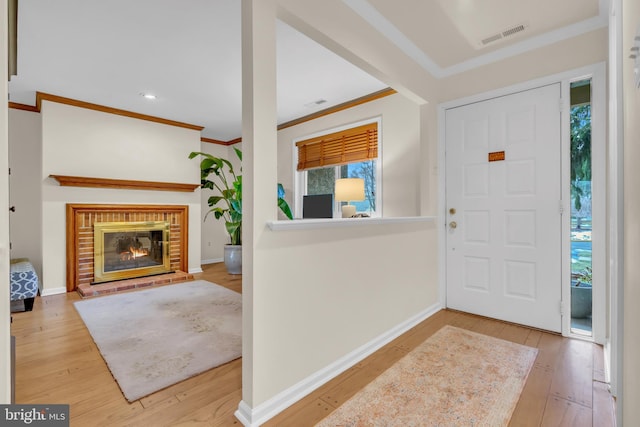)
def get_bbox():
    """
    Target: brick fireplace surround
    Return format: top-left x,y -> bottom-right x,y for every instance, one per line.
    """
66,204 -> 192,295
